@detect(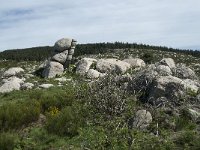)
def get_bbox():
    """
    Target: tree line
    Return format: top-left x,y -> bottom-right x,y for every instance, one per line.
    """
0,42 -> 200,61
